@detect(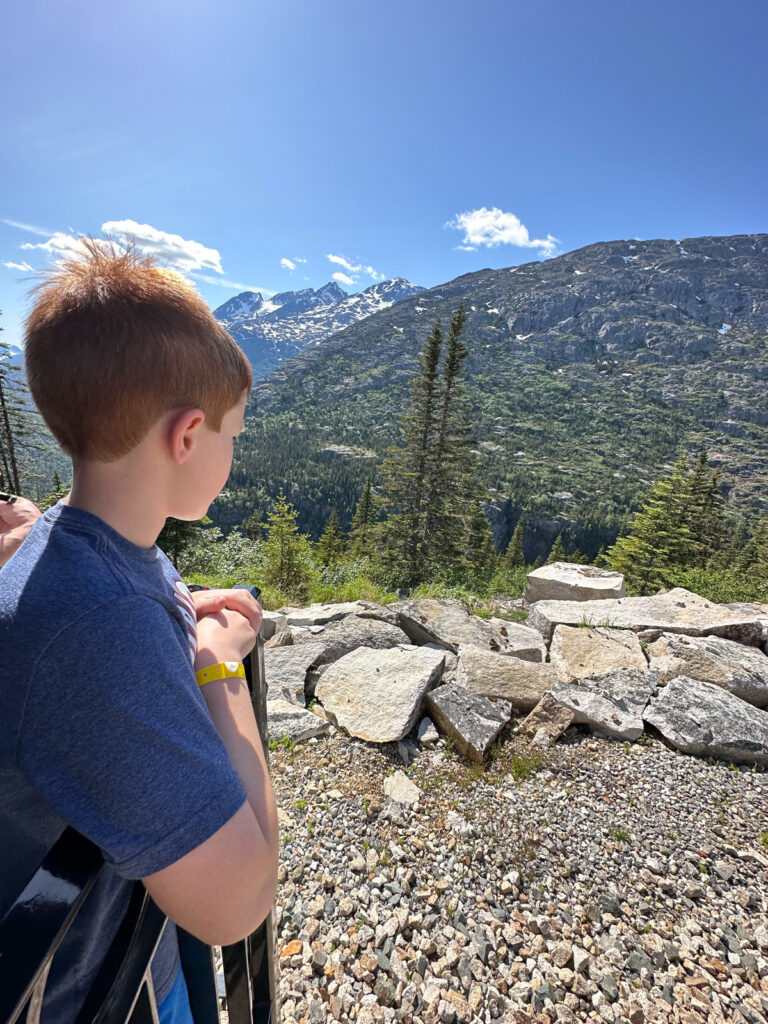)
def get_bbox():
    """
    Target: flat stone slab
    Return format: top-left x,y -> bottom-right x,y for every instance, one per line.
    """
315,645 -> 445,743
263,642 -> 328,706
550,625 -> 648,684
456,643 -> 557,712
519,693 -> 575,745
267,698 -> 330,744
551,668 -> 659,742
523,562 -> 626,604
260,611 -> 287,641
527,587 -> 765,646
727,602 -> 768,653
388,598 -> 539,656
646,631 -> 768,707
426,683 -> 512,763
276,601 -> 381,627
644,675 -> 768,767
292,615 -> 410,668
